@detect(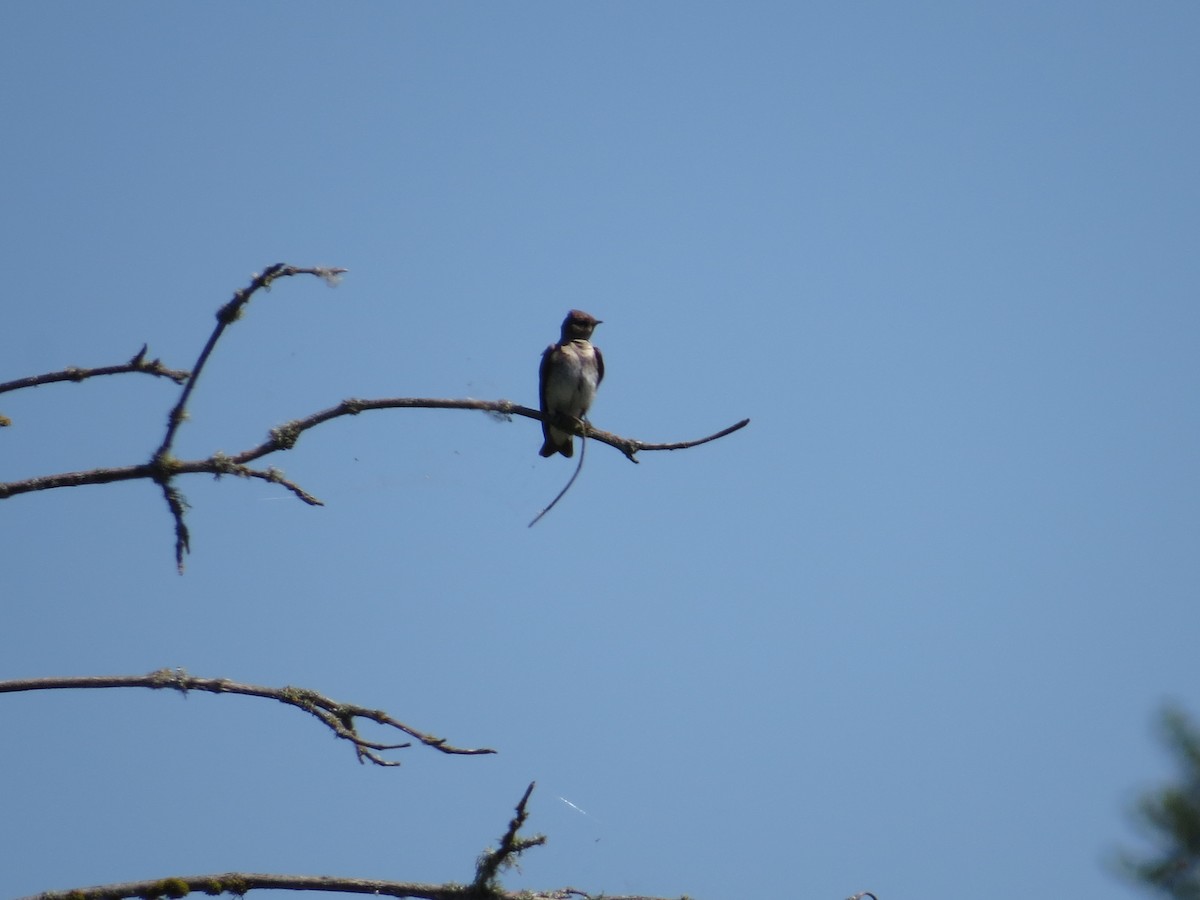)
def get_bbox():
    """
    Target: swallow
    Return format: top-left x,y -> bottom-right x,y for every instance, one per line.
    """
538,309 -> 604,458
